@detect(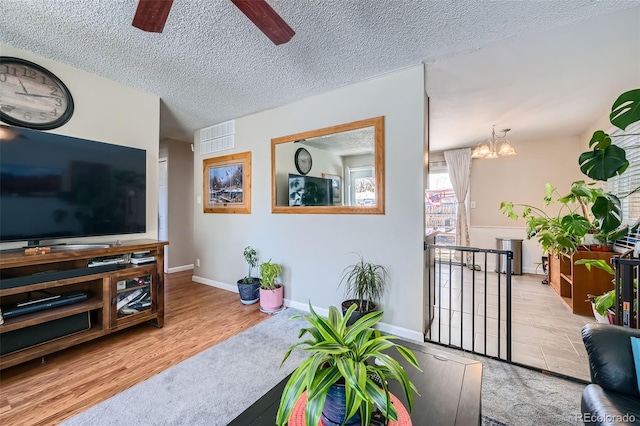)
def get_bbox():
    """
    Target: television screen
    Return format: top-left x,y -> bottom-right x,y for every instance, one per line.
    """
0,125 -> 146,244
288,173 -> 332,206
